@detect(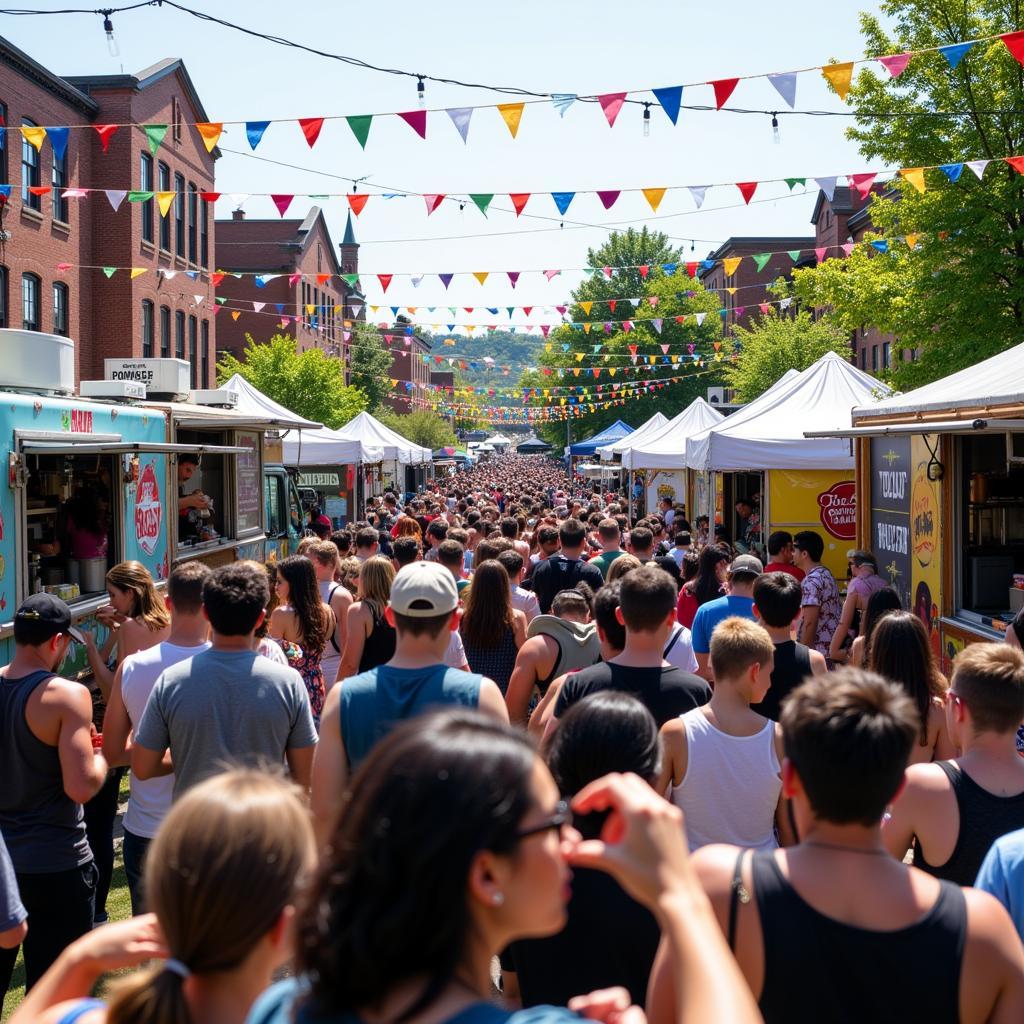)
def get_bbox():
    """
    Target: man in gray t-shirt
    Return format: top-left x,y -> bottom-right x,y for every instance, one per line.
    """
132,561 -> 317,798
